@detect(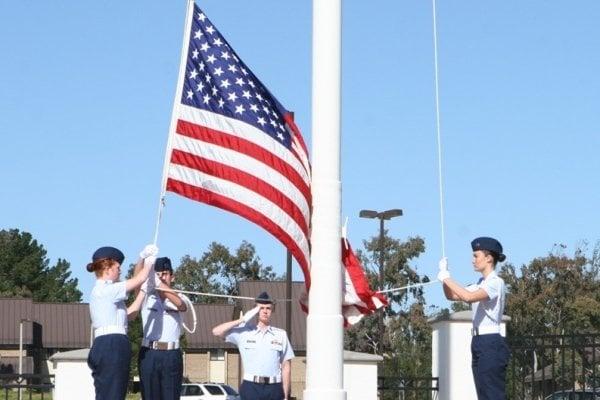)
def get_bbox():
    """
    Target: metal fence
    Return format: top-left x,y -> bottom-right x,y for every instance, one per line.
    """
378,375 -> 439,400
377,334 -> 600,400
0,374 -> 54,400
508,334 -> 600,400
